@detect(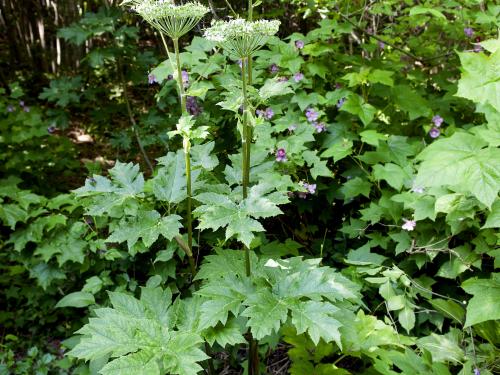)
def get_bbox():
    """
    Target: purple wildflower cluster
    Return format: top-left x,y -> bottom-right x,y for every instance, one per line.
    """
305,108 -> 319,122
297,181 -> 316,199
293,72 -> 304,82
275,148 -> 287,162
269,64 -> 279,74
257,107 -> 274,120
186,96 -> 202,116
305,108 -> 327,133
295,40 -> 305,49
464,27 -> 474,38
429,114 -> 444,138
